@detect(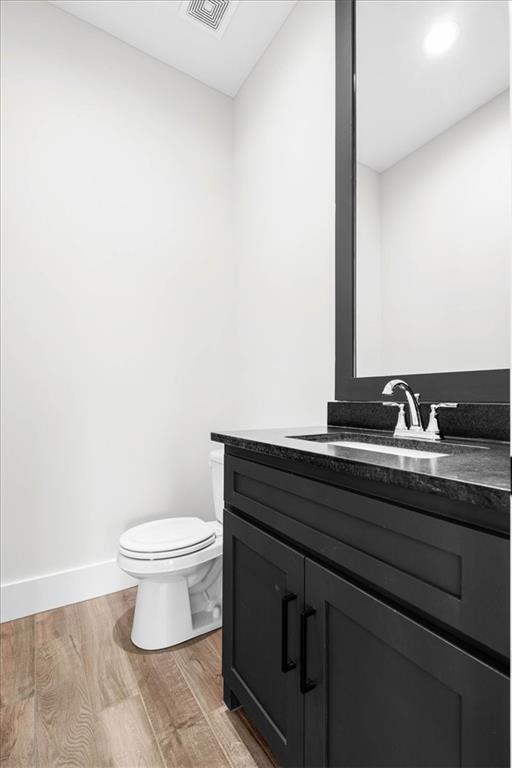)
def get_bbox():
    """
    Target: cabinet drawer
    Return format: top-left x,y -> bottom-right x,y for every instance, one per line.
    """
225,454 -> 509,658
